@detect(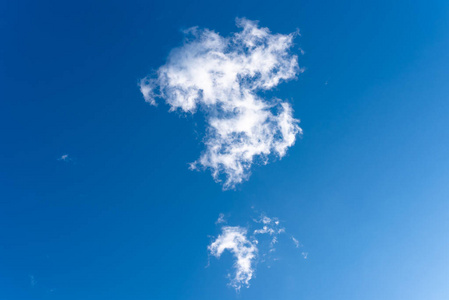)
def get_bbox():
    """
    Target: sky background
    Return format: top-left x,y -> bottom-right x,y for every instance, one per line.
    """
1,0 -> 449,299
